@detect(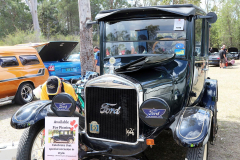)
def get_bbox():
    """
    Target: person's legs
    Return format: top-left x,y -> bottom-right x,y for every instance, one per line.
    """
222,59 -> 226,68
96,65 -> 100,74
